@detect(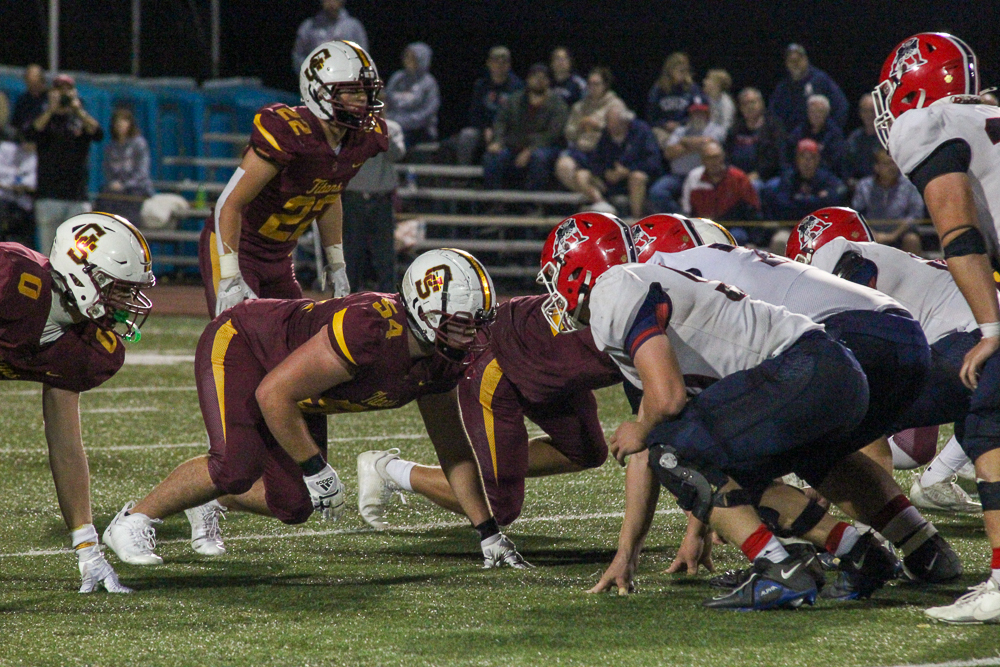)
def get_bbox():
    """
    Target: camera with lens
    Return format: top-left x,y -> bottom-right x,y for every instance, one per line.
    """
59,93 -> 73,108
